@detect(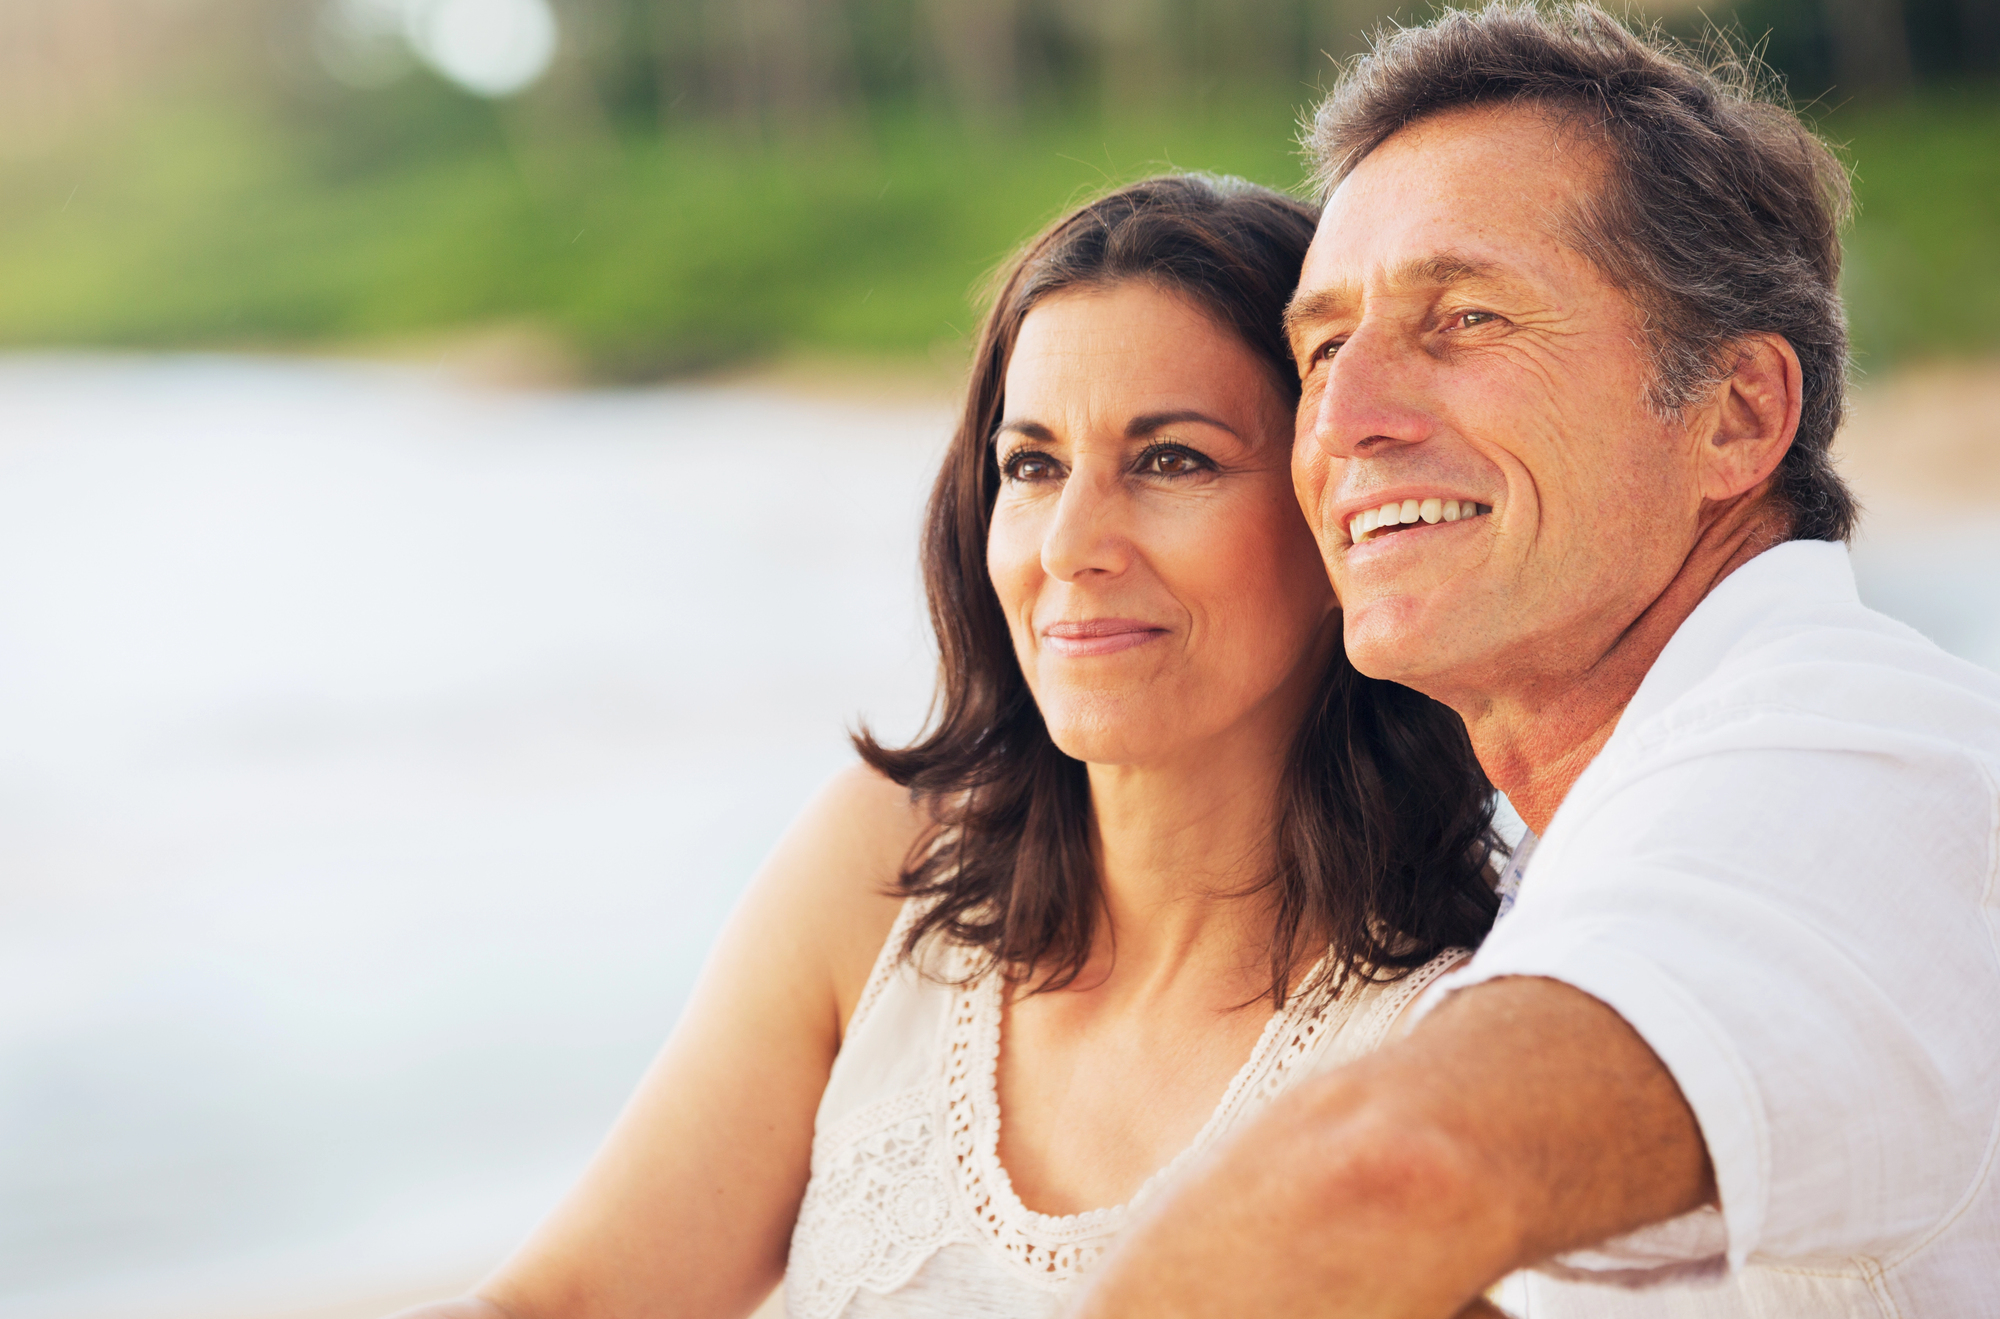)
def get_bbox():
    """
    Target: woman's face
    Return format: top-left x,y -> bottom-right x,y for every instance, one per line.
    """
989,281 -> 1338,770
